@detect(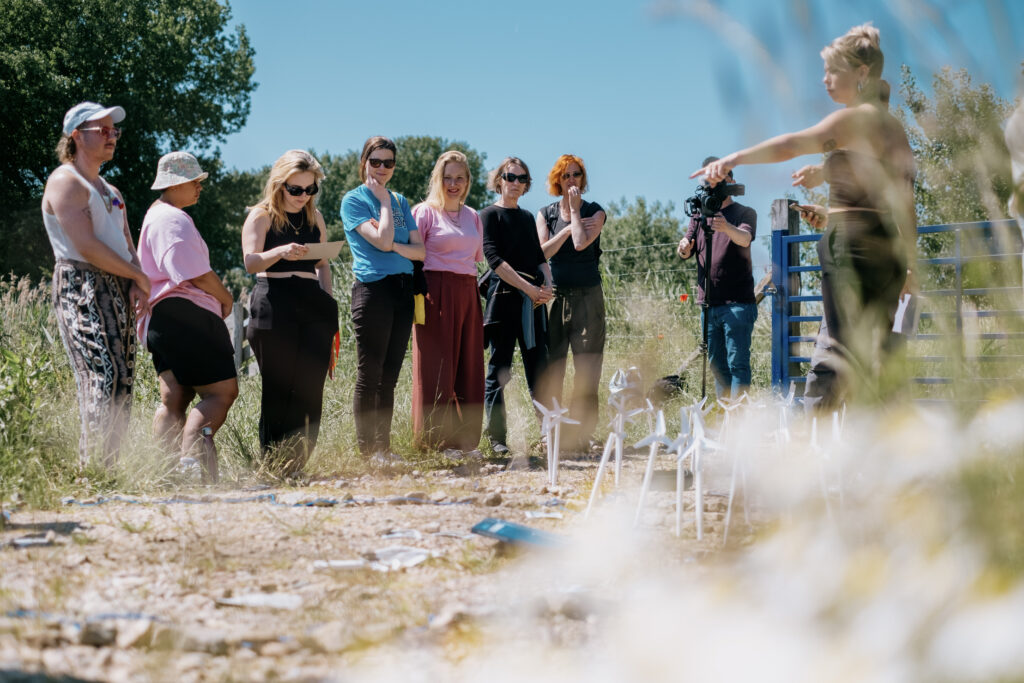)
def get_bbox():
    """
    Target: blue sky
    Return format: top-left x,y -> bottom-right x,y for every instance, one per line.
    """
218,0 -> 1023,272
